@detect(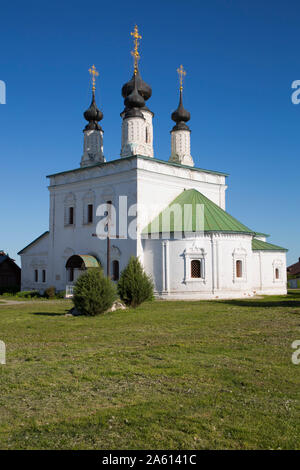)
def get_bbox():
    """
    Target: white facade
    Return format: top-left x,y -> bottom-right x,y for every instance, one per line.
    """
19,154 -> 287,299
